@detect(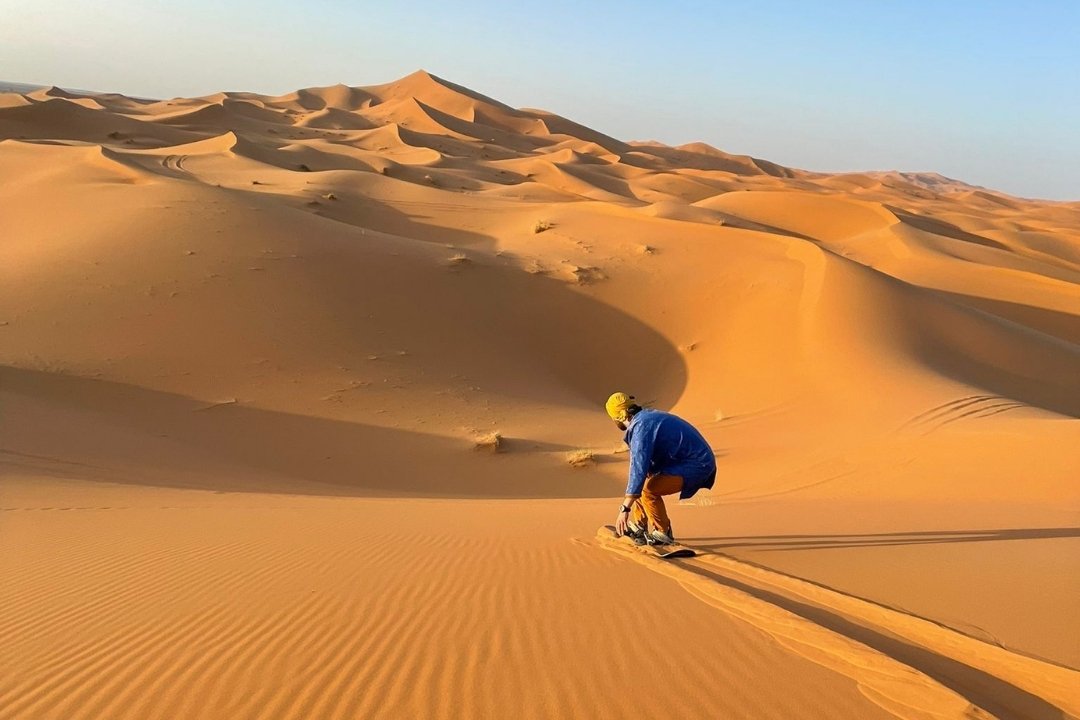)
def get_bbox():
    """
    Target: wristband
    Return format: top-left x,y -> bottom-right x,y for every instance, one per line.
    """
619,505 -> 632,514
